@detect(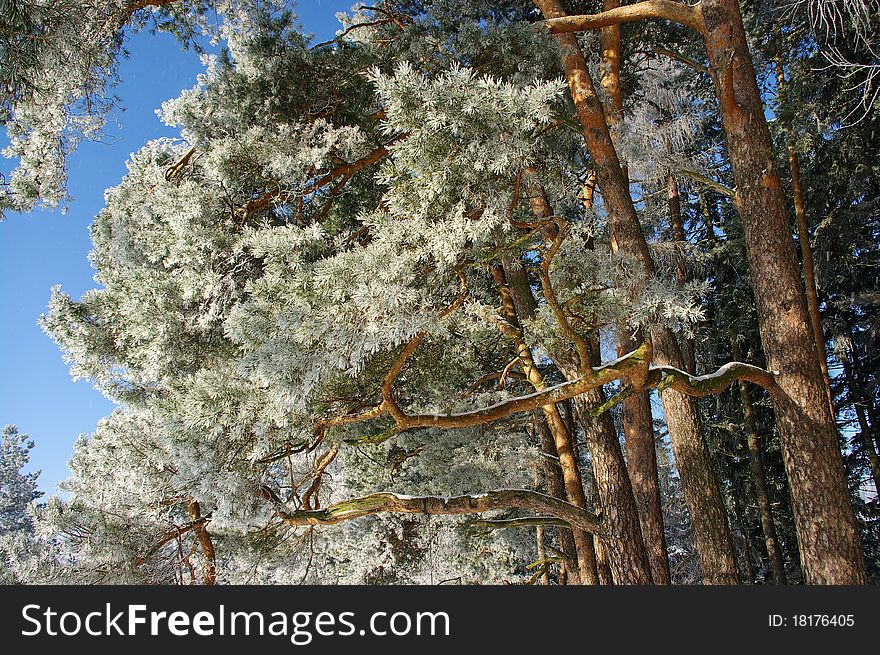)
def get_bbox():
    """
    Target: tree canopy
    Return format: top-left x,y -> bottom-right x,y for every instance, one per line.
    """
1,0 -> 878,585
